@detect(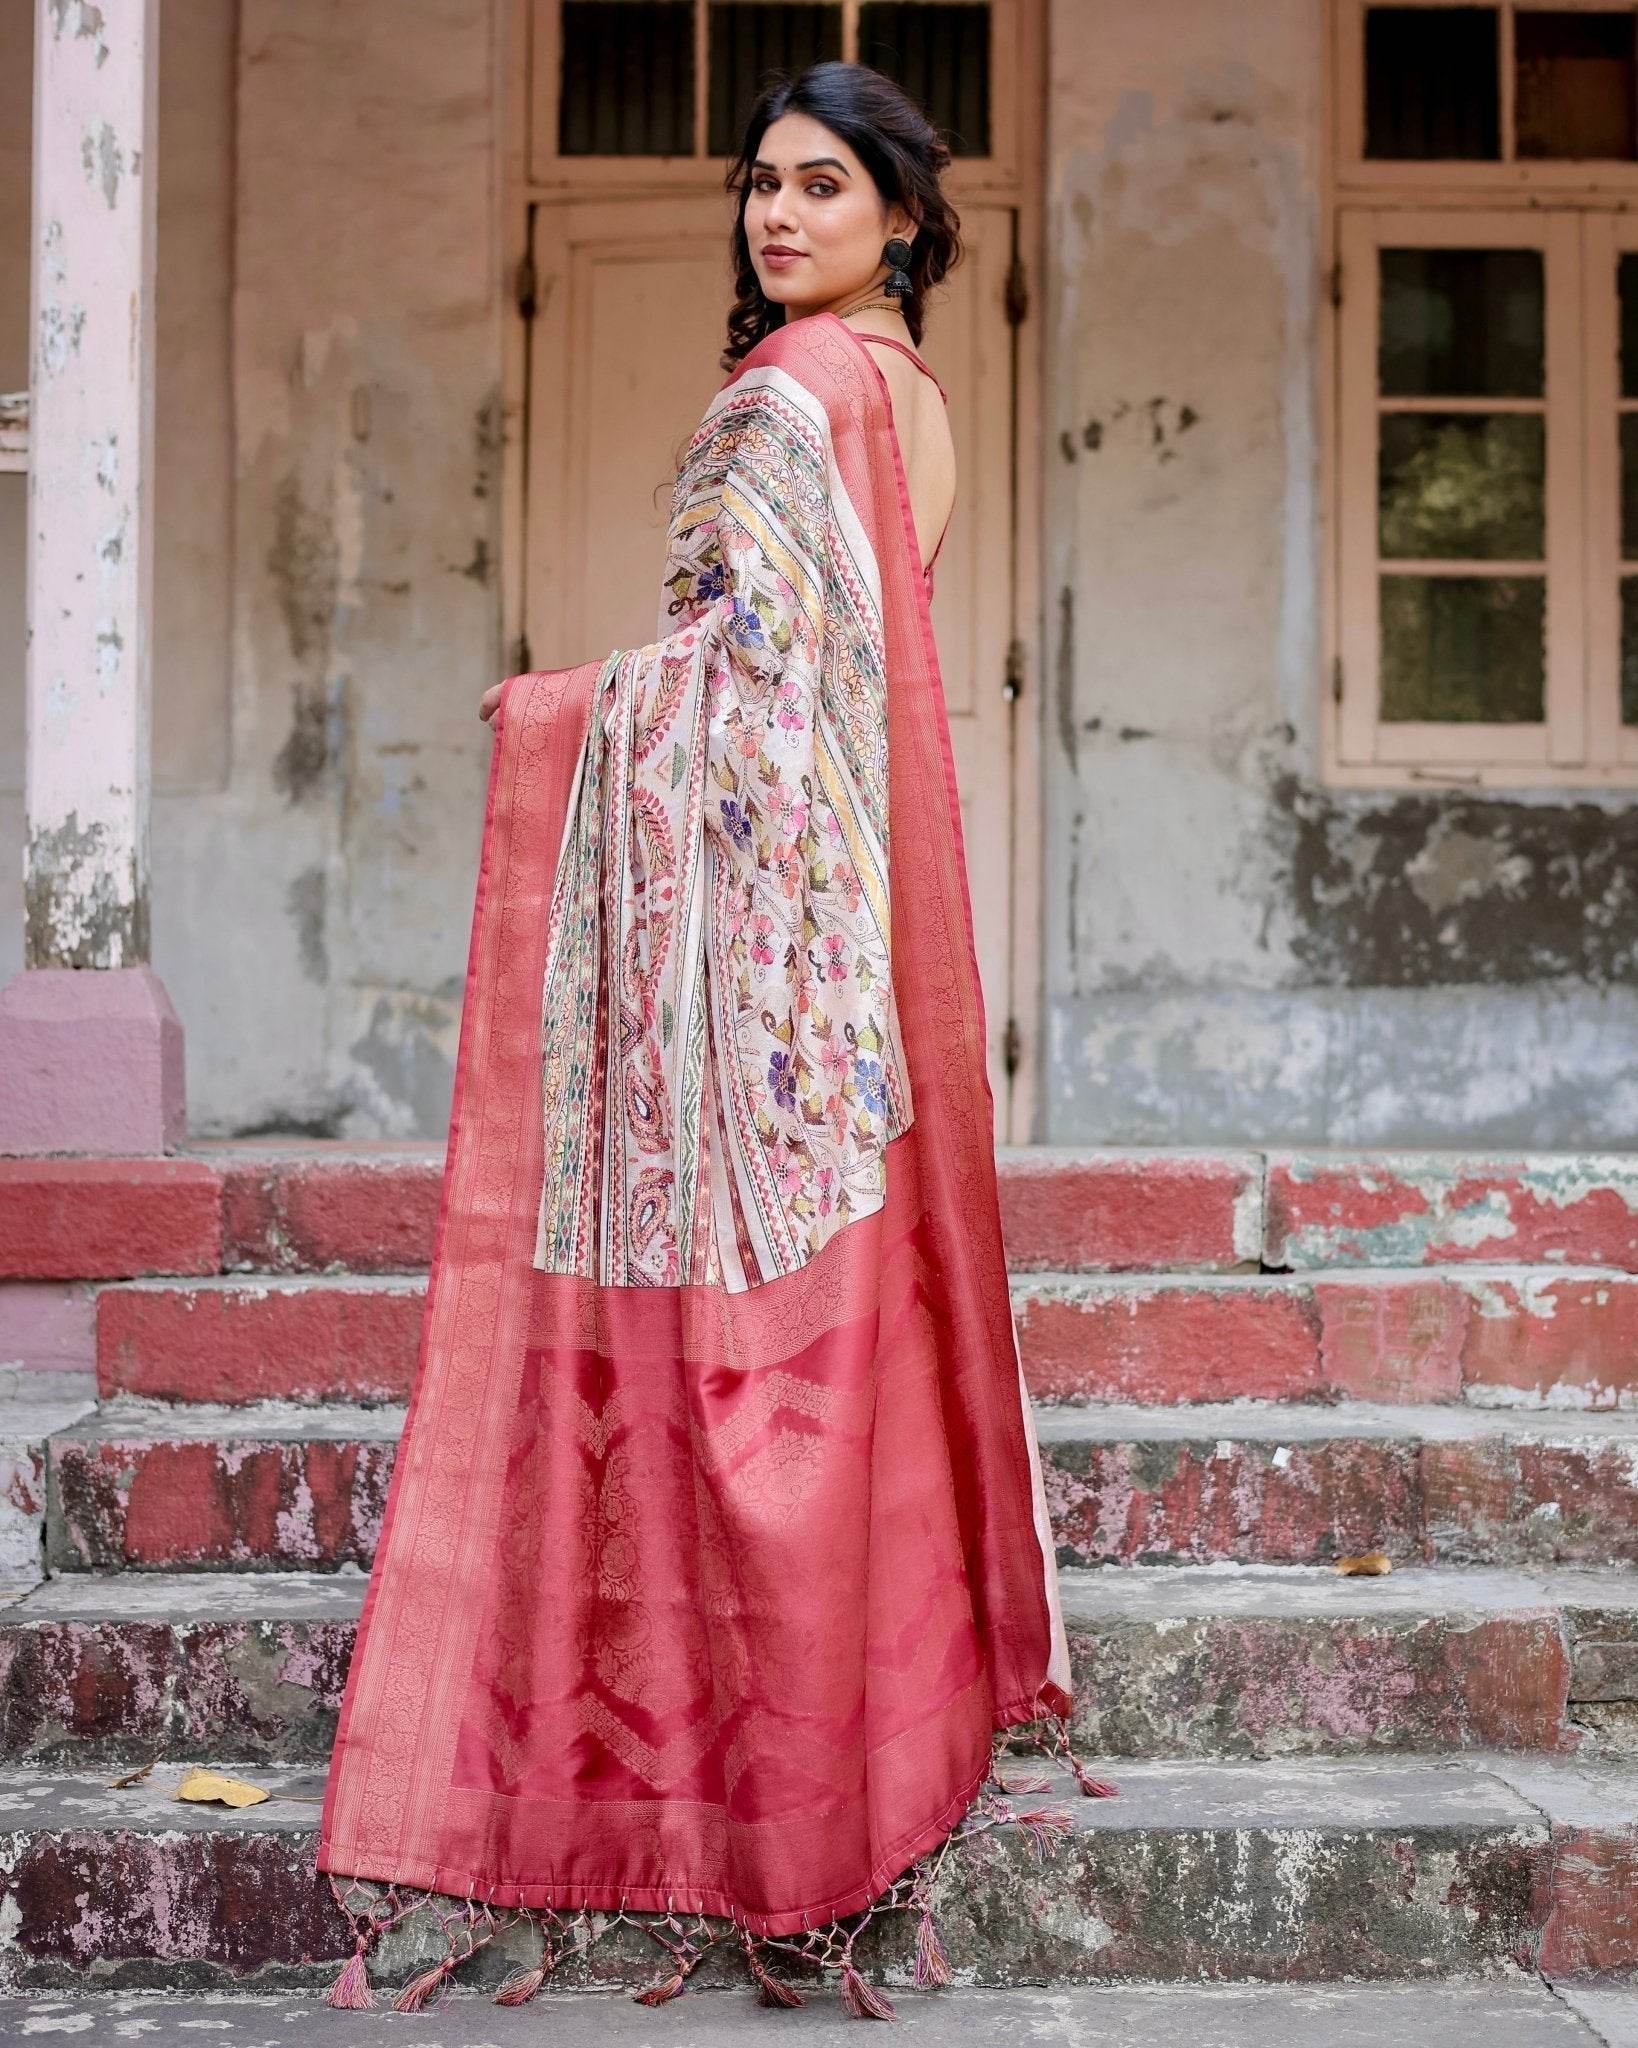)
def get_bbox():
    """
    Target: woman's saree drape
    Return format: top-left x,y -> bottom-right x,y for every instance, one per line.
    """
316,312 -> 1075,1950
